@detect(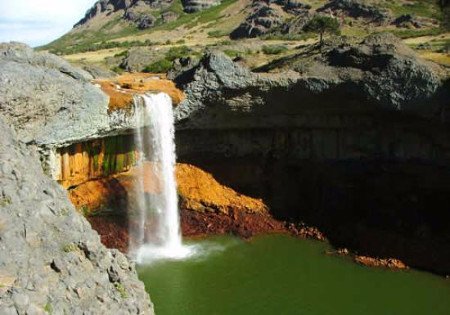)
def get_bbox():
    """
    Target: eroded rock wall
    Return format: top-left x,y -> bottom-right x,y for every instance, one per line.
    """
0,117 -> 153,314
56,135 -> 138,188
172,35 -> 450,274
